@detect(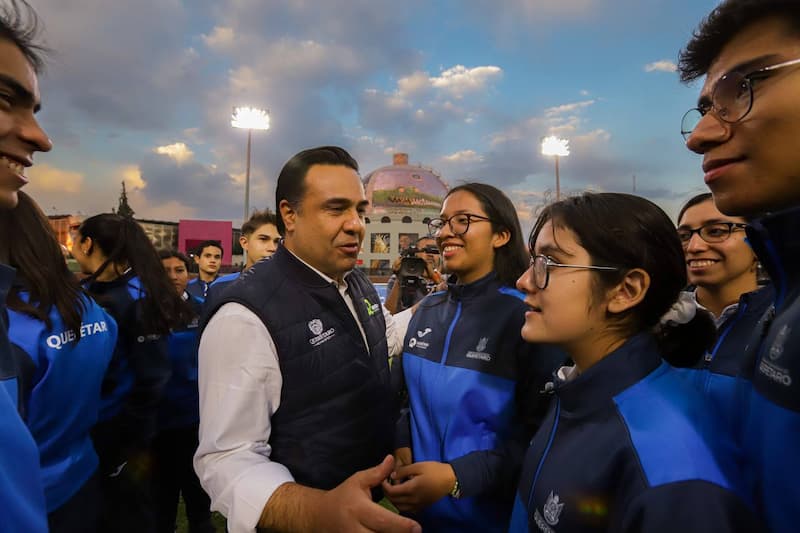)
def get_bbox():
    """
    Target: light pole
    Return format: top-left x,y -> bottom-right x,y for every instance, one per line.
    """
231,106 -> 271,223
231,107 -> 270,266
541,136 -> 570,200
